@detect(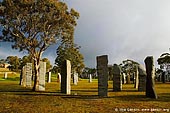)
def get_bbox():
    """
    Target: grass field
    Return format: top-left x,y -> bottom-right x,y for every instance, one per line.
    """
0,71 -> 170,113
